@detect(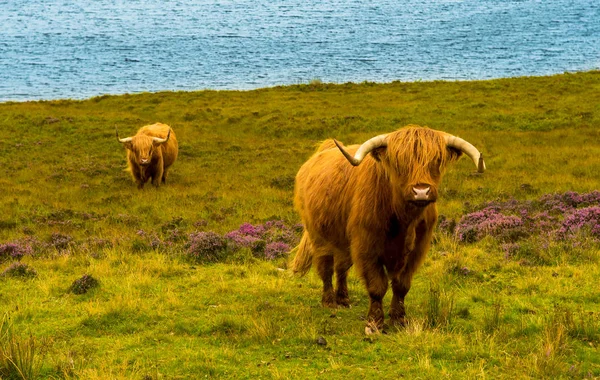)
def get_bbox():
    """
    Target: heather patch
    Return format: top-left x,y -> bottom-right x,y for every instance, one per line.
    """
69,274 -> 100,295
183,221 -> 300,263
49,233 -> 73,251
1,262 -> 37,279
540,191 -> 600,214
0,242 -> 32,262
453,191 -> 600,244
84,237 -> 113,250
186,231 -> 228,264
264,242 -> 290,260
558,206 -> 600,239
224,221 -> 300,260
